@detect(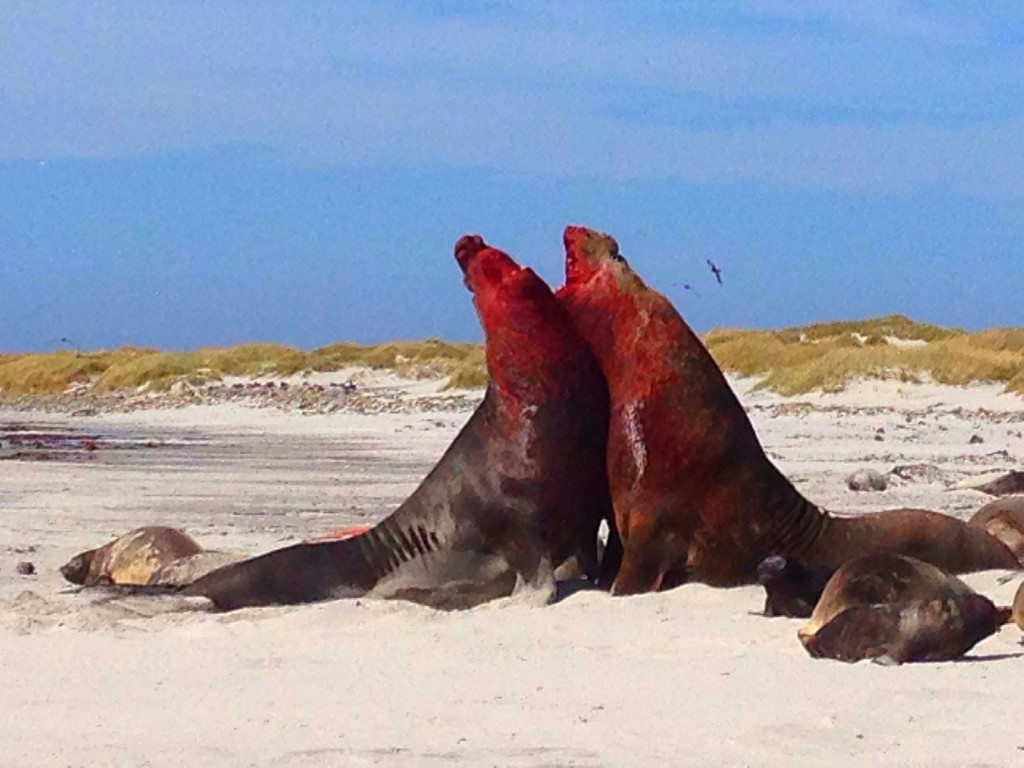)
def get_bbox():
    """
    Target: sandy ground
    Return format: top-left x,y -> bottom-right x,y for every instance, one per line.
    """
2,377 -> 1024,767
